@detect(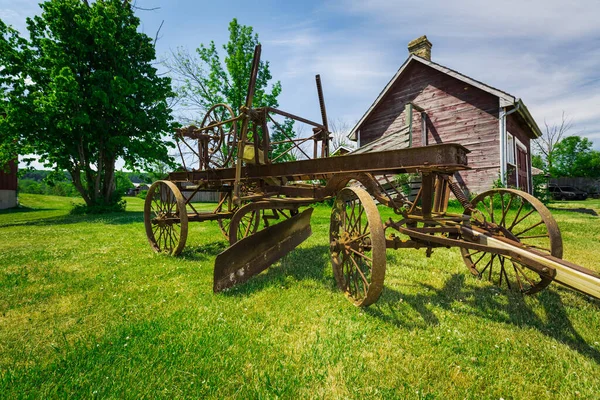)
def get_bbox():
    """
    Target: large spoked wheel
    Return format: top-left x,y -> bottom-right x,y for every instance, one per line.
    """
144,181 -> 188,256
200,103 -> 237,169
330,187 -> 386,307
461,188 -> 562,294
